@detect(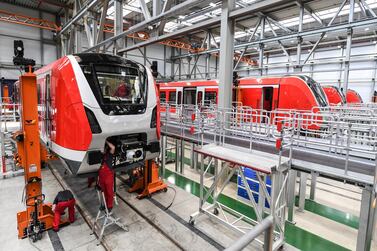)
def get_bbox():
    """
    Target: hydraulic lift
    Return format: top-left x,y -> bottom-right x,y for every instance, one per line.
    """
14,66 -> 66,241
